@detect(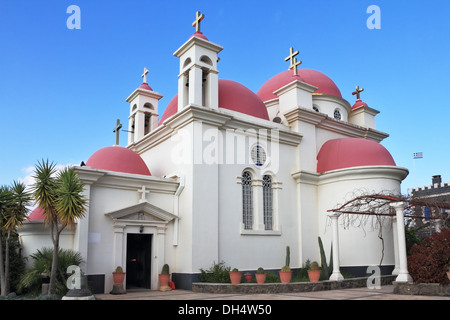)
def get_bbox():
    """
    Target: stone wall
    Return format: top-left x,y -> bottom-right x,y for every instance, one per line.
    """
192,275 -> 396,294
393,282 -> 450,297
